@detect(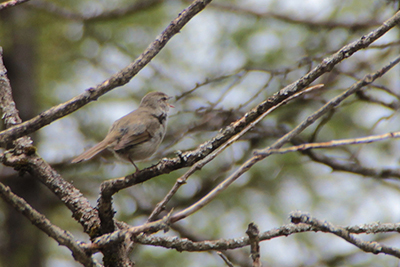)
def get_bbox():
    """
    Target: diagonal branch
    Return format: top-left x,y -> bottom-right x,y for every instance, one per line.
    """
255,55 -> 400,156
169,56 -> 400,223
146,84 -> 324,222
0,182 -> 102,267
0,0 -> 213,147
0,0 -> 29,11
217,252 -> 234,267
0,47 -> 101,236
99,9 -> 400,198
